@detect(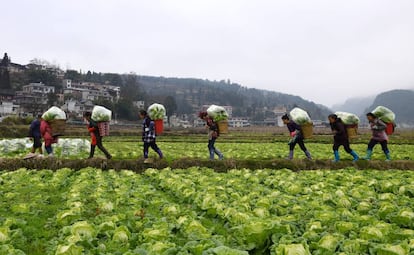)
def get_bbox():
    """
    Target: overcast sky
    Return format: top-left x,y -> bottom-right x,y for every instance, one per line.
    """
2,0 -> 414,107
